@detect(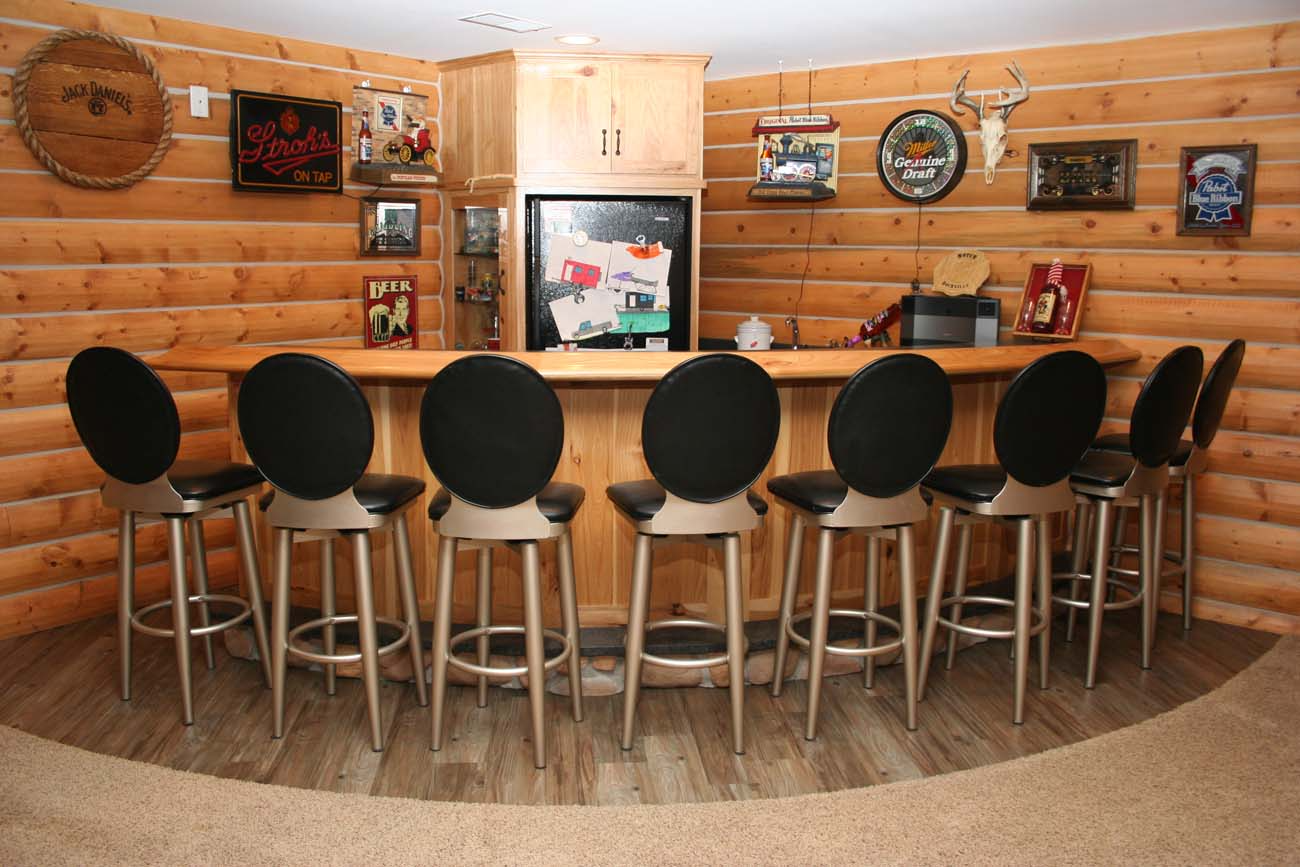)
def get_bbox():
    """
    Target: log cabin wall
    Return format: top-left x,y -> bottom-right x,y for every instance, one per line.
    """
700,23 -> 1300,633
0,0 -> 442,638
